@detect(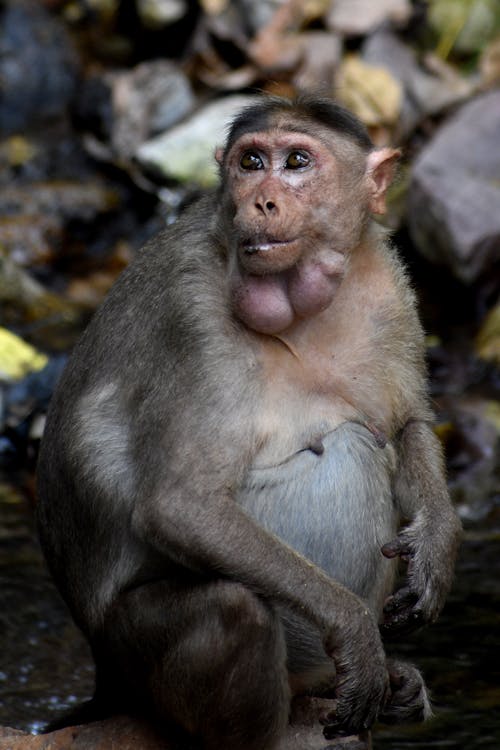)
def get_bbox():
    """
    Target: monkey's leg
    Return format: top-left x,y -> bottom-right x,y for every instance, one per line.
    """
275,608 -> 373,749
94,577 -> 290,750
